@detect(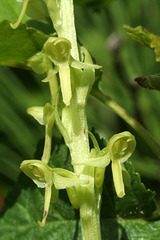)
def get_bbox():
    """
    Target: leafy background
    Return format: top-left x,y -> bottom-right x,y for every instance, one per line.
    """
0,0 -> 160,239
